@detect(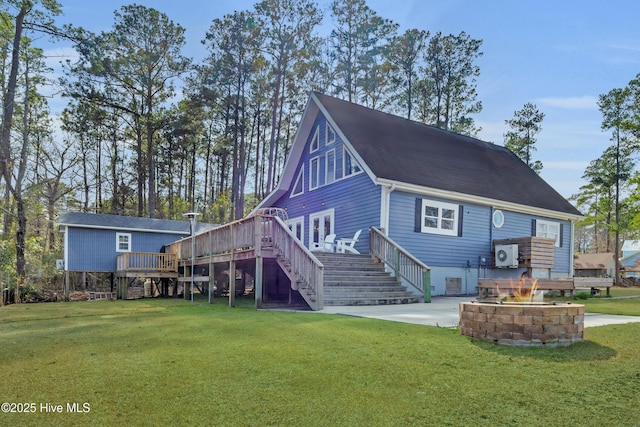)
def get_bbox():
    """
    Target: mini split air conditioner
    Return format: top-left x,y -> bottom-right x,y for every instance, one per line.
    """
495,244 -> 519,268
